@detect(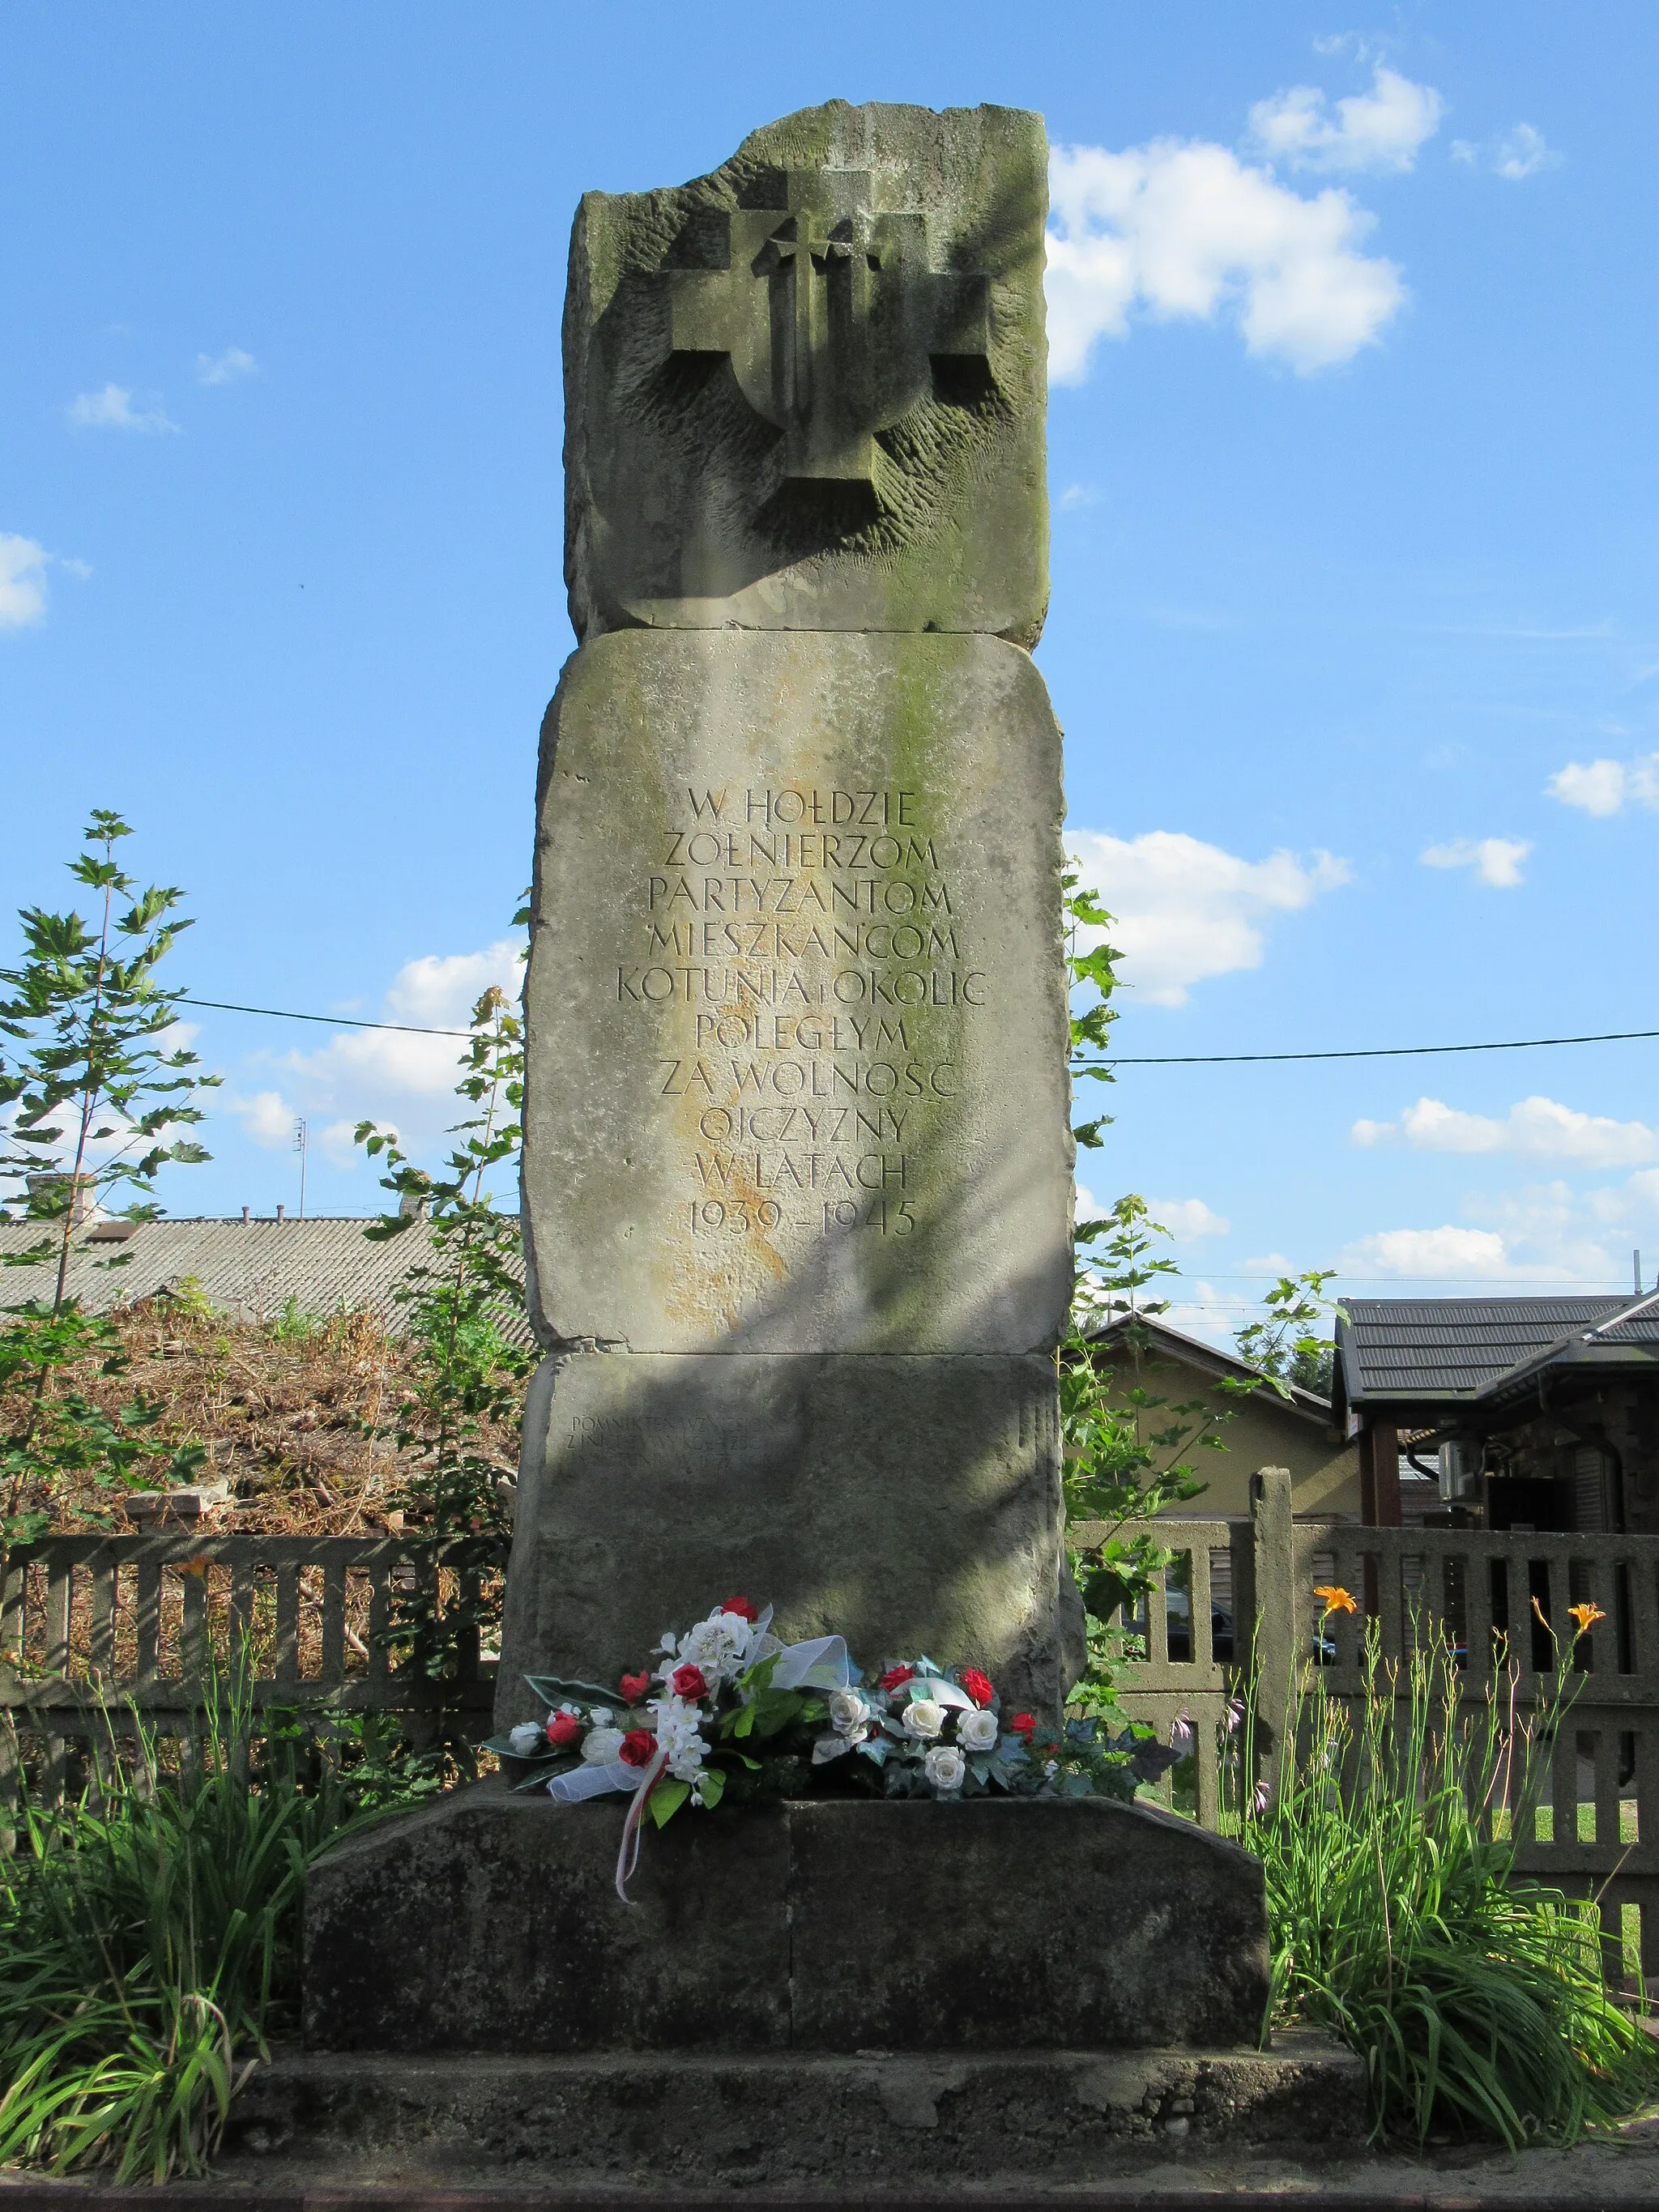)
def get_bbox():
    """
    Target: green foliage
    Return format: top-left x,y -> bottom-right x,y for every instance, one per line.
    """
0,1695 -> 400,2180
356,945 -> 533,1722
1231,1622 -> 1658,2146
1062,865 -> 1121,1155
1061,1197 -> 1232,1715
270,1294 -> 319,1346
0,814 -> 218,1551
1235,1269 -> 1341,1400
